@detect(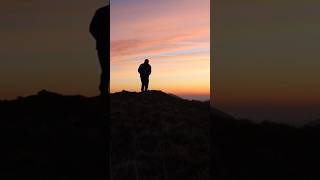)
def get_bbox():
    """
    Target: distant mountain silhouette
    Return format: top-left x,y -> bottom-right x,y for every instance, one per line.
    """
304,118 -> 320,128
211,107 -> 320,180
